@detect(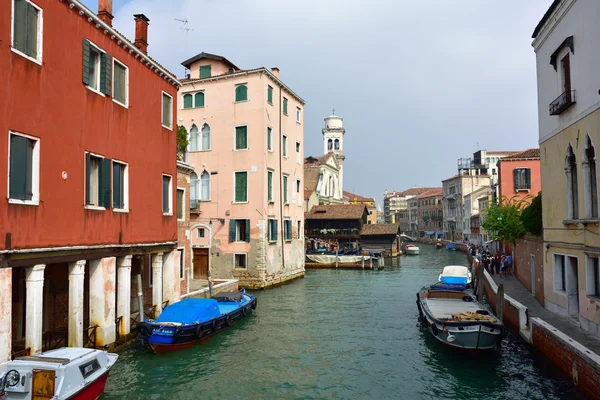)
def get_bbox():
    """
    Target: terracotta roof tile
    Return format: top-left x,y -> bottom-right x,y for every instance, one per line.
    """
306,204 -> 367,220
500,148 -> 540,161
343,190 -> 375,203
303,168 -> 321,192
416,188 -> 443,199
360,224 -> 400,236
304,189 -> 314,200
